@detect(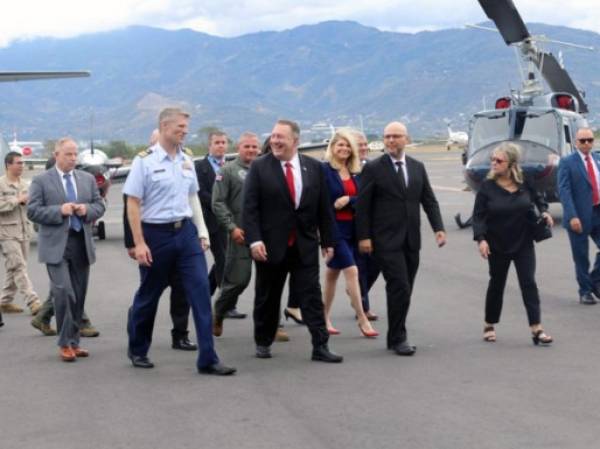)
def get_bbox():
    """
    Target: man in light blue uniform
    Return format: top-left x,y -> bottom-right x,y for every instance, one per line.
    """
124,107 -> 236,375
